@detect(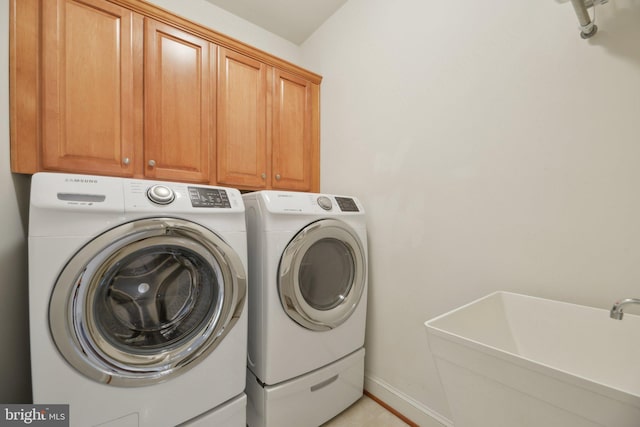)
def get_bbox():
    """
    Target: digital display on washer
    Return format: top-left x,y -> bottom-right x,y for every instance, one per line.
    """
188,187 -> 231,208
335,197 -> 359,212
